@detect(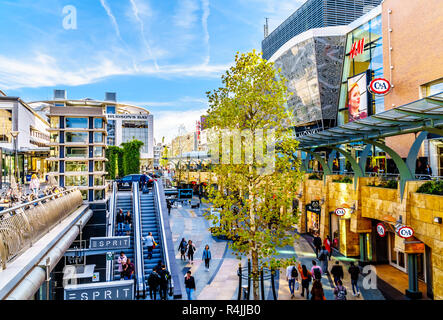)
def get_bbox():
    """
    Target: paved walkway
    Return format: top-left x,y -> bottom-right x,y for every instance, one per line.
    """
168,200 -> 385,300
